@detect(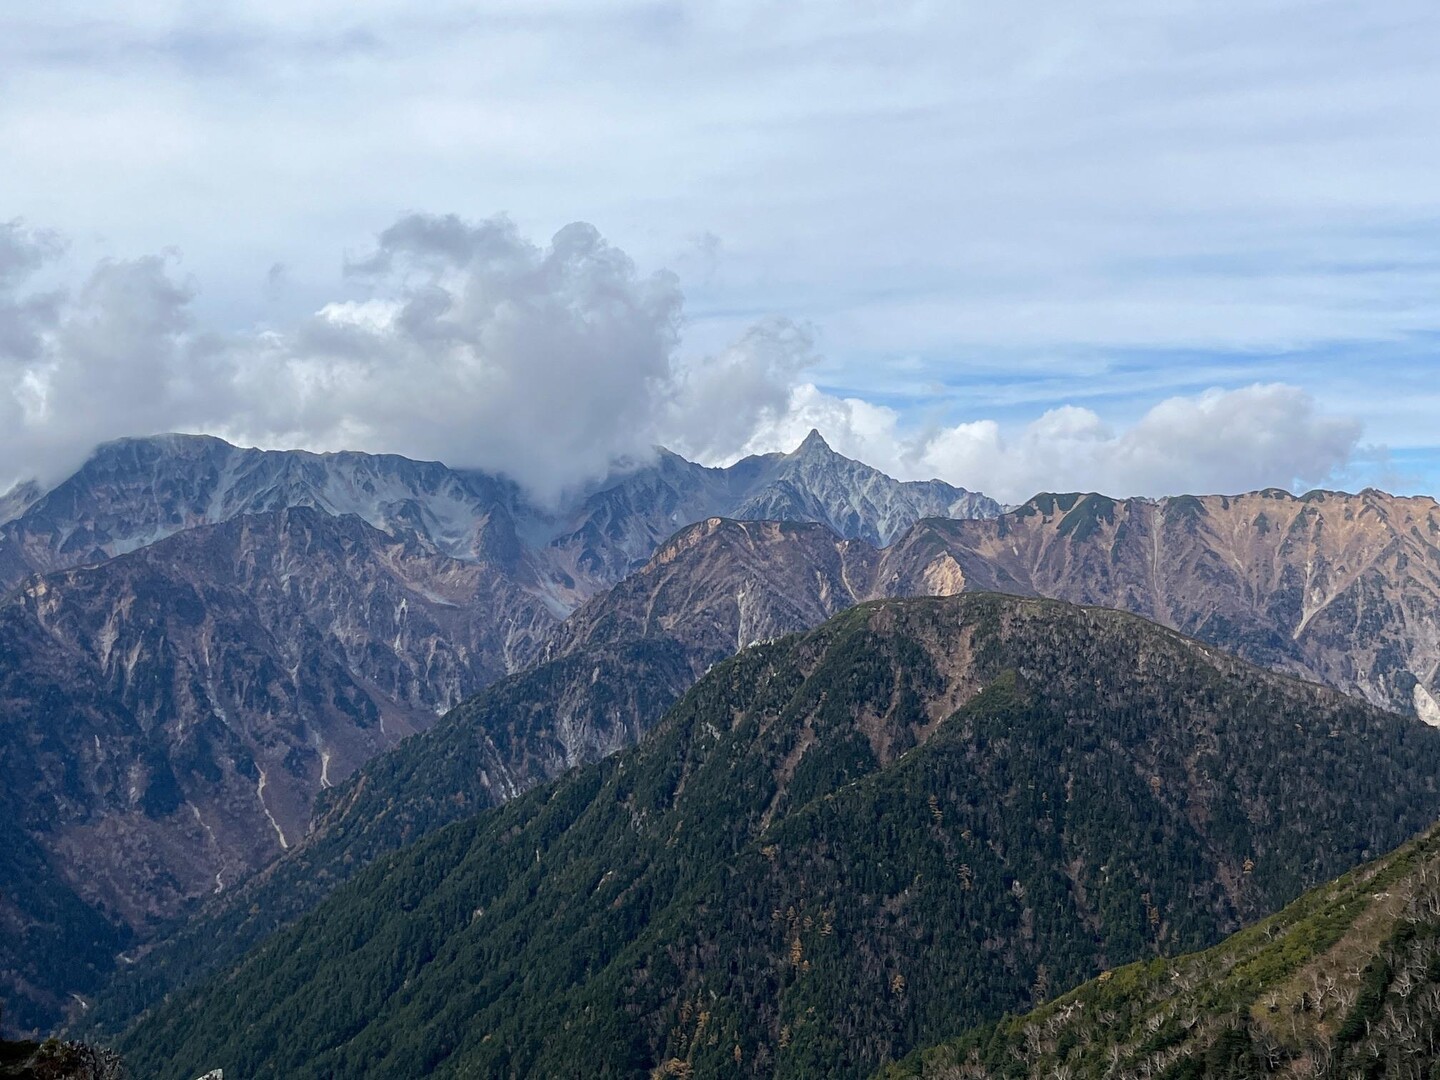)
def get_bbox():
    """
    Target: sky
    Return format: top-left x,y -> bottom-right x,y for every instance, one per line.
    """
1,0 -> 1438,504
